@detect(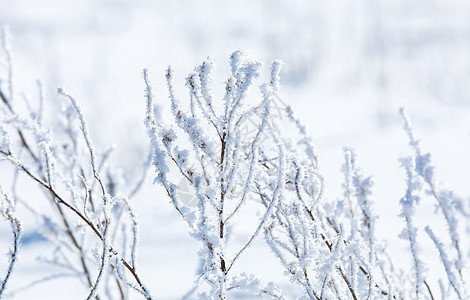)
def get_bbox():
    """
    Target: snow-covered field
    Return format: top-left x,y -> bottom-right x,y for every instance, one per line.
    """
1,0 -> 470,299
